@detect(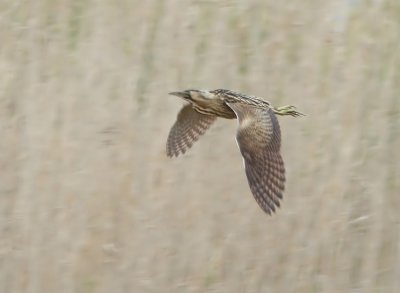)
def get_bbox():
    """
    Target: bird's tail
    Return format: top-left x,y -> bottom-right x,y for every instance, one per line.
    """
272,105 -> 305,117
